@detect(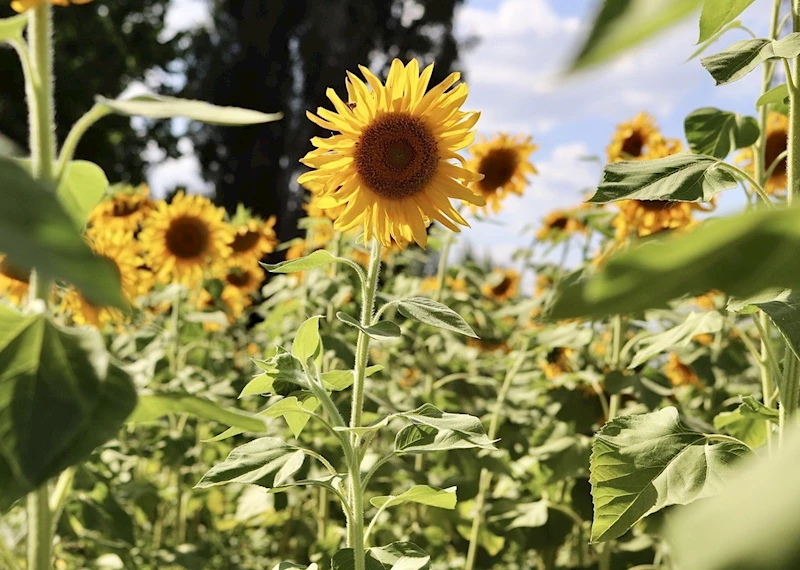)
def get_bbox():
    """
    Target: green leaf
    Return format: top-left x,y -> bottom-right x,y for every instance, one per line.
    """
394,404 -> 497,454
713,406 -> 766,449
548,207 -> 800,320
588,154 -> 737,204
727,288 -> 787,314
369,543 -> 431,570
245,351 -> 309,396
195,437 -> 305,489
263,396 -> 320,438
535,321 -> 594,348
0,310 -> 137,511
698,0 -> 756,43
590,407 -> 750,542
396,297 -> 477,337
330,550 -> 385,570
506,501 -> 550,530
128,393 -> 267,433
757,83 -> 789,107
293,316 -> 324,363
701,34 -> 800,86
0,14 -> 27,42
370,485 -> 457,510
56,160 -> 108,228
336,312 -> 401,341
755,290 -> 800,363
263,250 -> 338,273
570,0 -> 703,72
272,564 -> 318,570
0,157 -> 124,308
688,20 -> 746,61
630,312 -> 724,368
684,107 -> 759,158
320,365 -> 382,392
96,94 -> 282,126
739,394 -> 780,422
